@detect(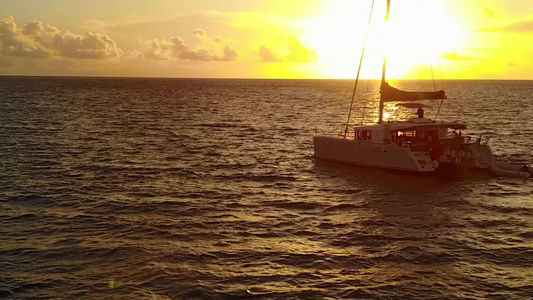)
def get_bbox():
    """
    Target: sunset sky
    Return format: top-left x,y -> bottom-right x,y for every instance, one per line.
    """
1,0 -> 533,79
